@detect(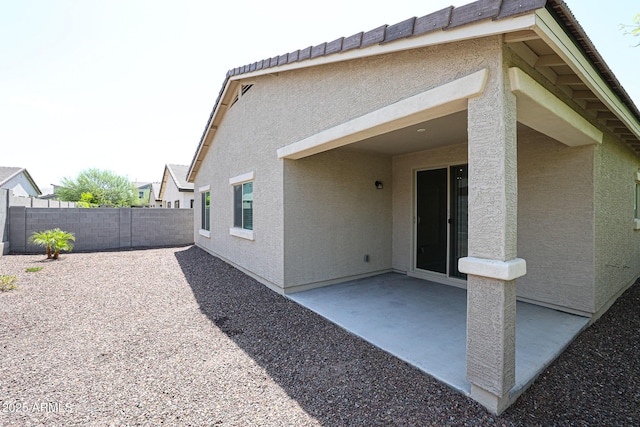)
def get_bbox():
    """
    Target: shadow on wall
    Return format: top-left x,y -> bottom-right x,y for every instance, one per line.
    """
174,246 -> 640,425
